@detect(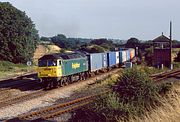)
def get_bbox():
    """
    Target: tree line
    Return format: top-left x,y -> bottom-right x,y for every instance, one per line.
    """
0,2 -> 180,64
